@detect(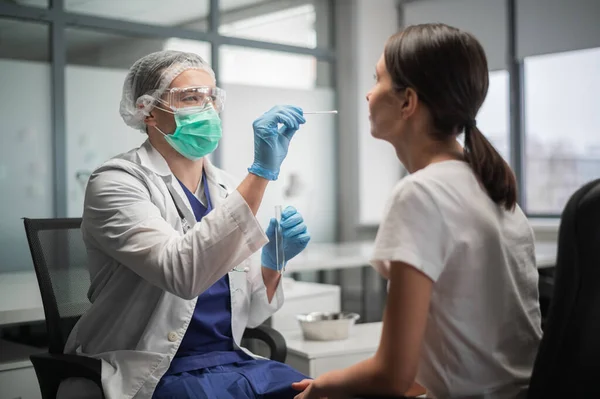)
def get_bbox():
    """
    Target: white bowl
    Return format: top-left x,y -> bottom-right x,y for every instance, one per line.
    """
296,312 -> 360,341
